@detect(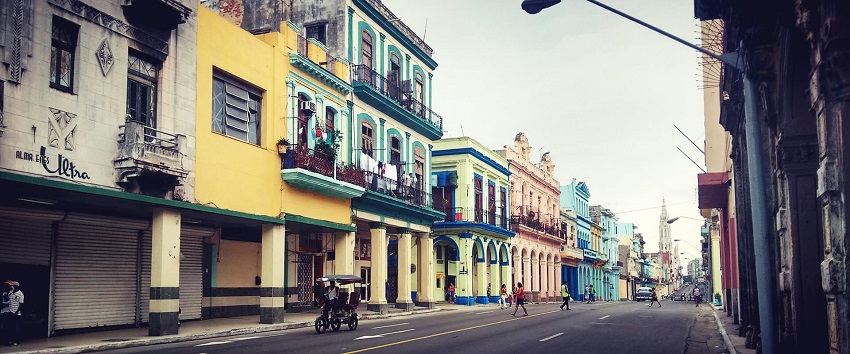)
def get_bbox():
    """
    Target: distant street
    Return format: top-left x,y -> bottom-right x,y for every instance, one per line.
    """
103,300 -> 726,354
